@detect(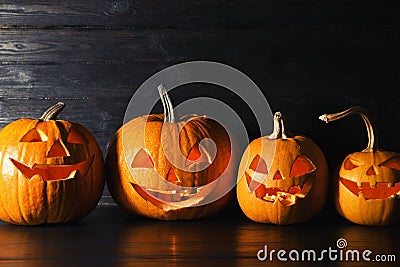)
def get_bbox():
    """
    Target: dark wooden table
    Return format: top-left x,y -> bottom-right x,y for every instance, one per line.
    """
0,205 -> 398,267
0,1 -> 400,266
